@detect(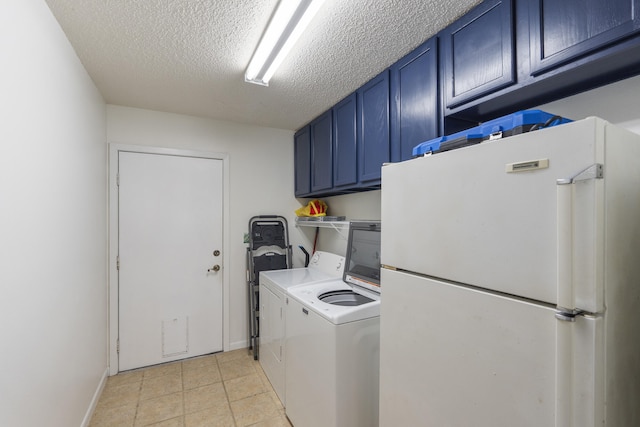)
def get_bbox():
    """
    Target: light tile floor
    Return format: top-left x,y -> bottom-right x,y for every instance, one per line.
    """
90,349 -> 292,427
